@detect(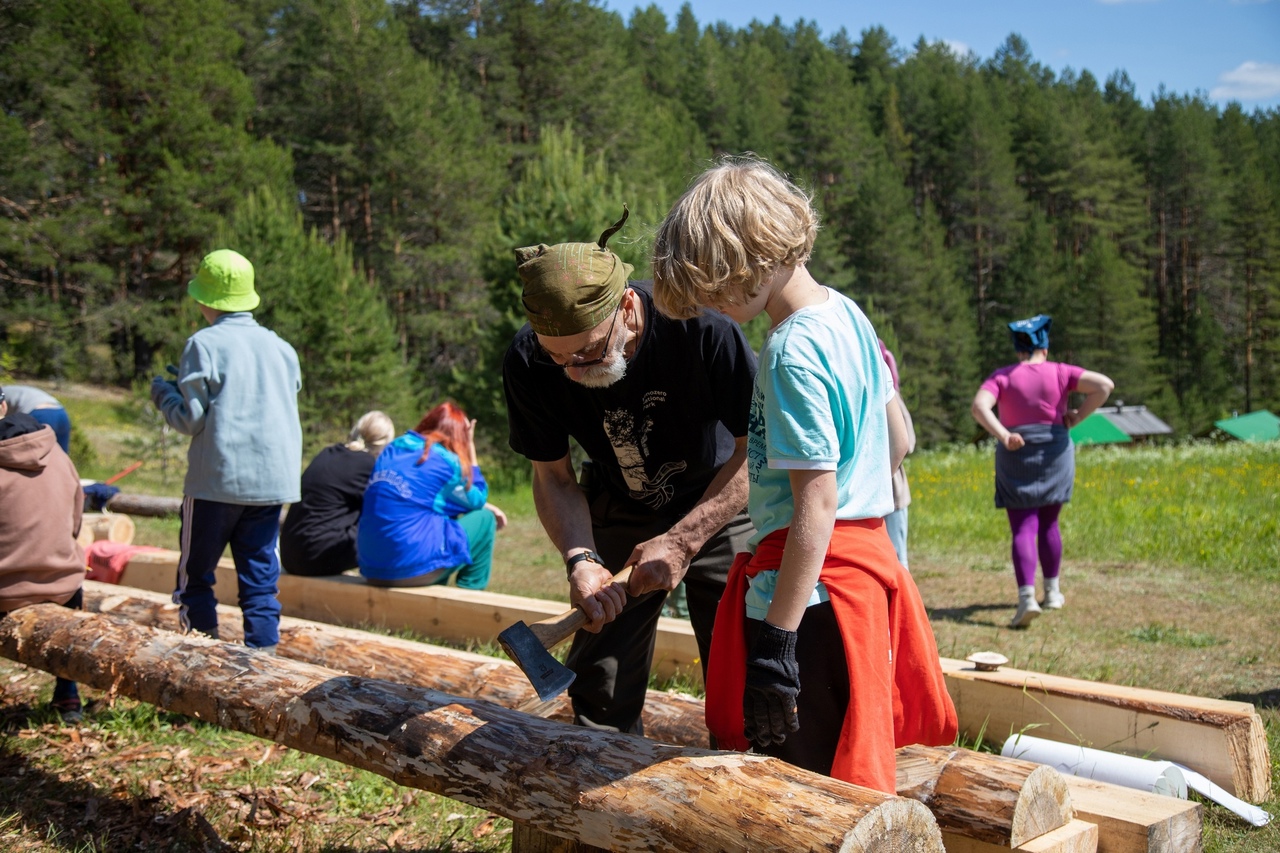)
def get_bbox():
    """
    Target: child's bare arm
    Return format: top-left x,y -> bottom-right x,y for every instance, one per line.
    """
765,469 -> 837,630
